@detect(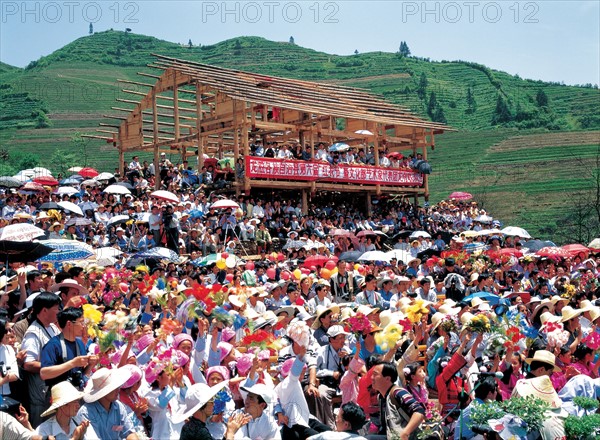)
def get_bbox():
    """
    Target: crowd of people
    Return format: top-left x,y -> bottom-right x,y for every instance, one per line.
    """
0,155 -> 599,440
